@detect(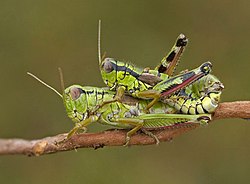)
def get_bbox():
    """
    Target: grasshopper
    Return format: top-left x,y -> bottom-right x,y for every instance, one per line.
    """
28,68 -> 211,146
98,21 -> 224,114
